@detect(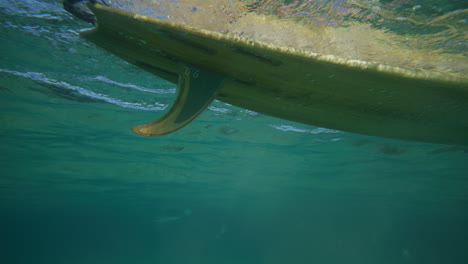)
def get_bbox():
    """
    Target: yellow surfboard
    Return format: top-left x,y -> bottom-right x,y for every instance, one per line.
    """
81,3 -> 468,145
